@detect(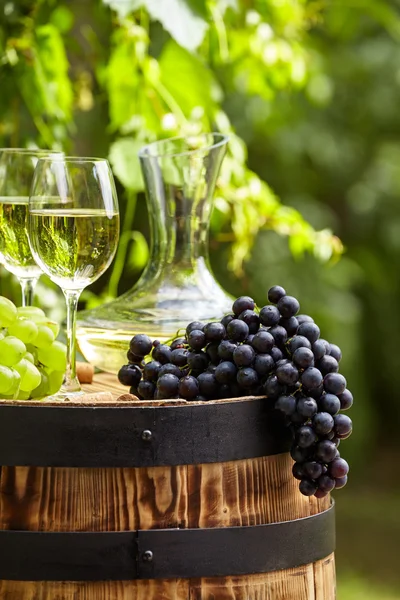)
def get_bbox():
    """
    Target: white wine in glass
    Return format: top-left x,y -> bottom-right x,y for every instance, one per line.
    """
0,149 -> 63,305
28,157 -> 120,399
